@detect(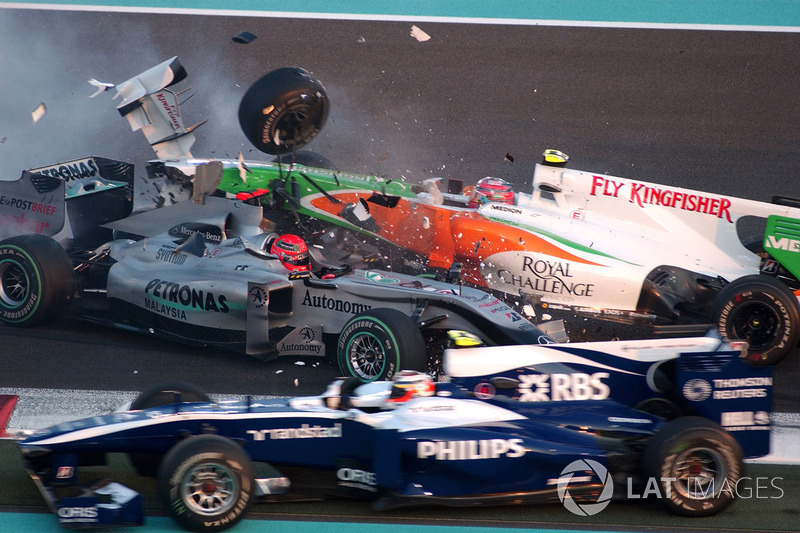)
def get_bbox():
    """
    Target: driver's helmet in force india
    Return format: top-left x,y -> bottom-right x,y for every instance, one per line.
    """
467,176 -> 515,208
385,370 -> 435,406
270,234 -> 310,271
